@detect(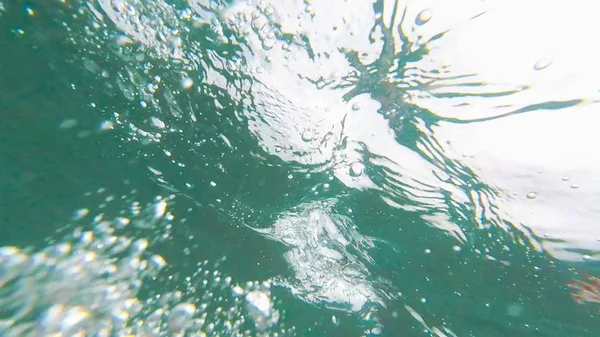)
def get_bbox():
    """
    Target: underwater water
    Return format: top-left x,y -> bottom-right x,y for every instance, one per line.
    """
1,0 -> 600,336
